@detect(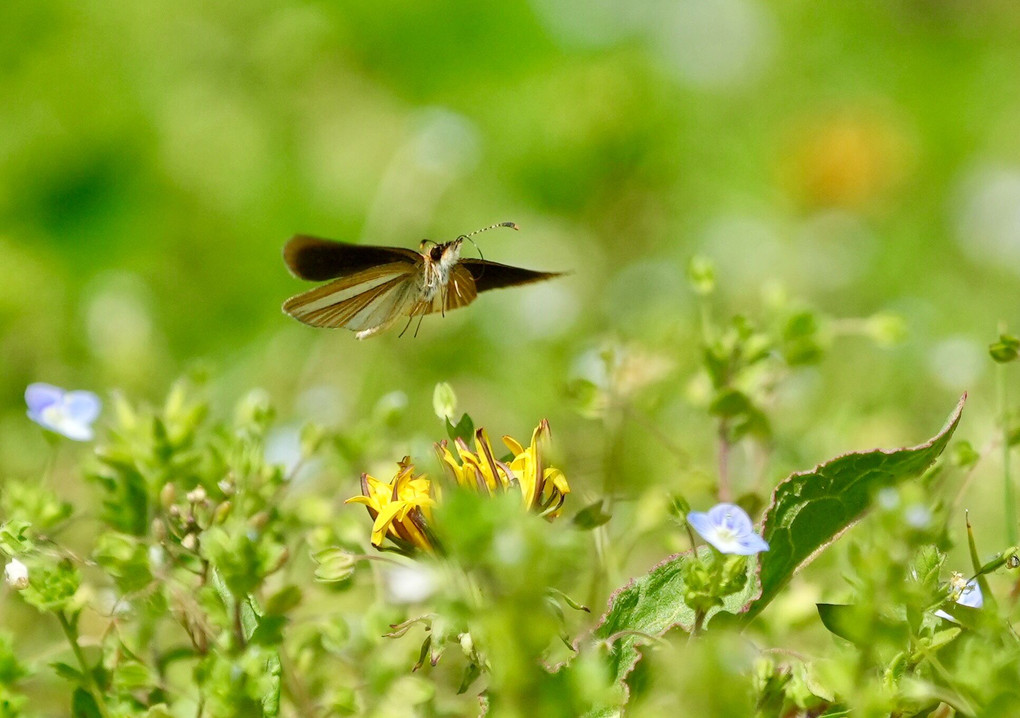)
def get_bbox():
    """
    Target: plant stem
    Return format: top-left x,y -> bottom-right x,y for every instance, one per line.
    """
999,363 -> 1017,545
56,611 -> 111,718
717,419 -> 731,502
